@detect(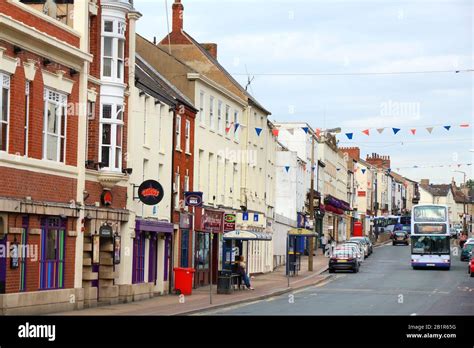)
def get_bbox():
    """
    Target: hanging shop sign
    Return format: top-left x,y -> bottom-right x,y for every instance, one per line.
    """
101,190 -> 113,206
99,224 -> 113,238
184,192 -> 203,207
114,235 -> 121,265
180,213 -> 193,229
137,180 -> 164,206
224,214 -> 236,232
